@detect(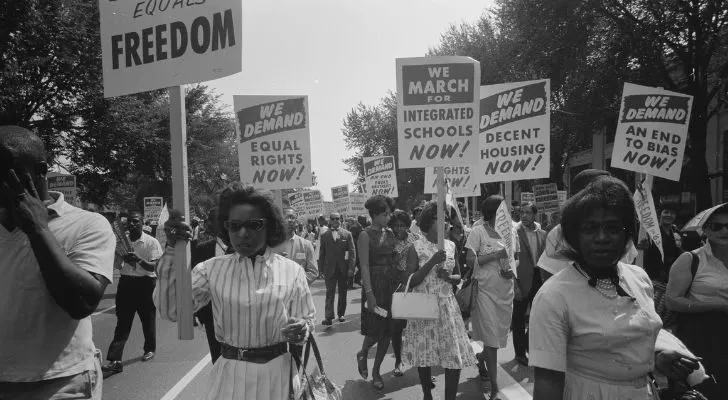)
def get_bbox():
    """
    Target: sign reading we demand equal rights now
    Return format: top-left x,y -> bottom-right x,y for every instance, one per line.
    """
397,57 -> 480,168
611,83 -> 693,181
479,79 -> 550,182
234,95 -> 313,190
363,156 -> 398,197
99,0 -> 242,98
